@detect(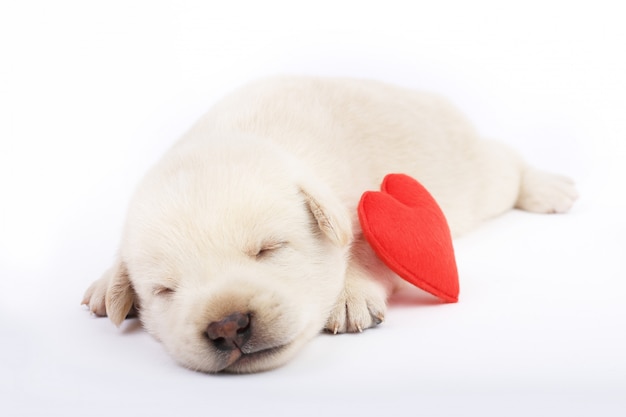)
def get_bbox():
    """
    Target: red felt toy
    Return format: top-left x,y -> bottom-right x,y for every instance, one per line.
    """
358,173 -> 459,302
